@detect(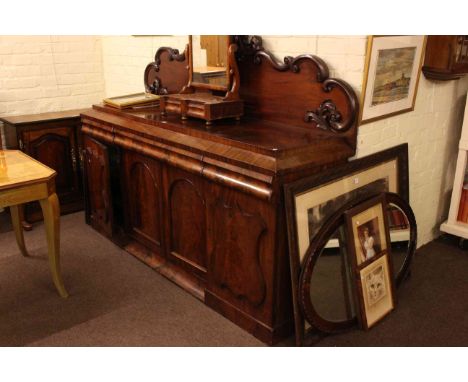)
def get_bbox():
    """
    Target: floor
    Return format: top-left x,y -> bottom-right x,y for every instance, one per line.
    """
1,210 -> 468,346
